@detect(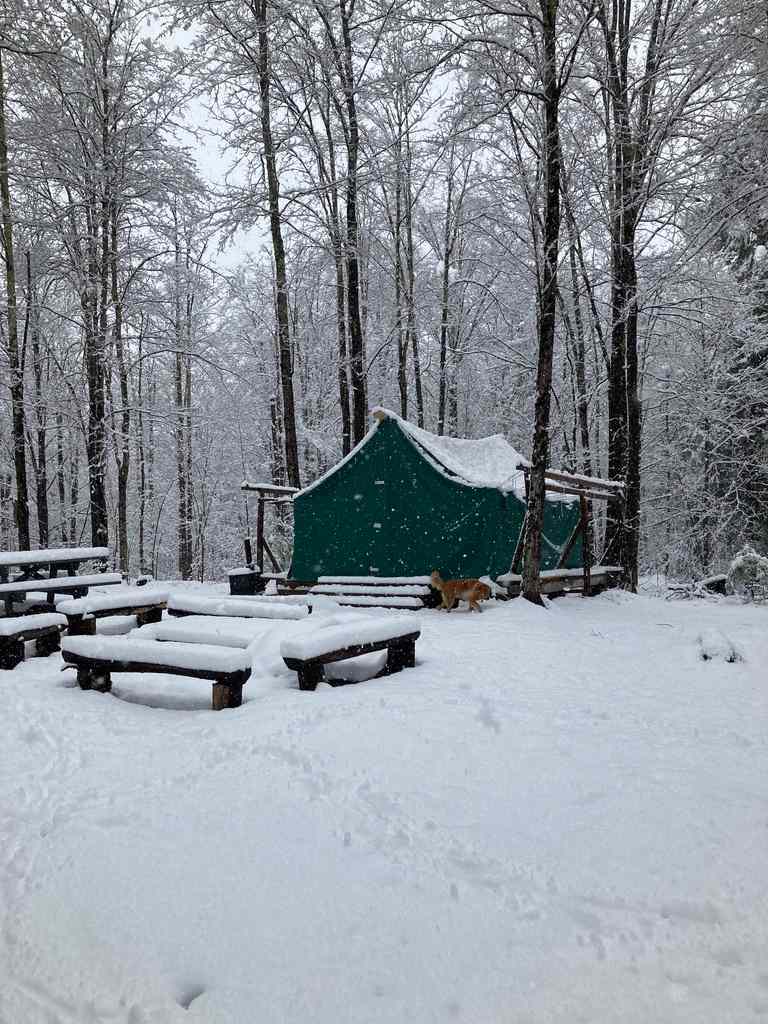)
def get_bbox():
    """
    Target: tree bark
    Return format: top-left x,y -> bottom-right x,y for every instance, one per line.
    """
26,253 -> 49,546
110,201 -> 130,573
257,0 -> 301,487
0,49 -> 30,548
522,0 -> 562,605
339,0 -> 367,442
